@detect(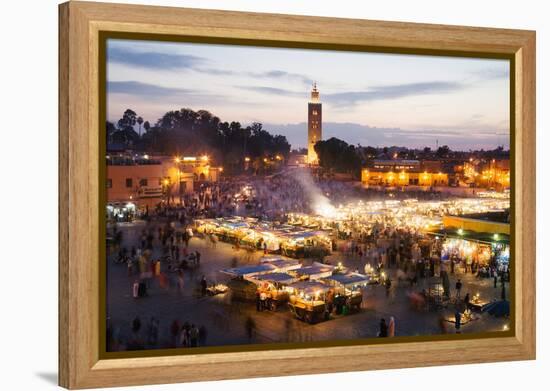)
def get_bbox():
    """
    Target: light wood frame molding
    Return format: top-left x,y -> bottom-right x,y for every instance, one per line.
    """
59,1 -> 536,388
